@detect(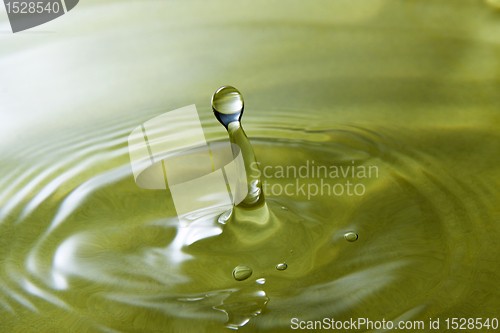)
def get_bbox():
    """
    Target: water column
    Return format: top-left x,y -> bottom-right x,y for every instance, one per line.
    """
212,86 -> 280,239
